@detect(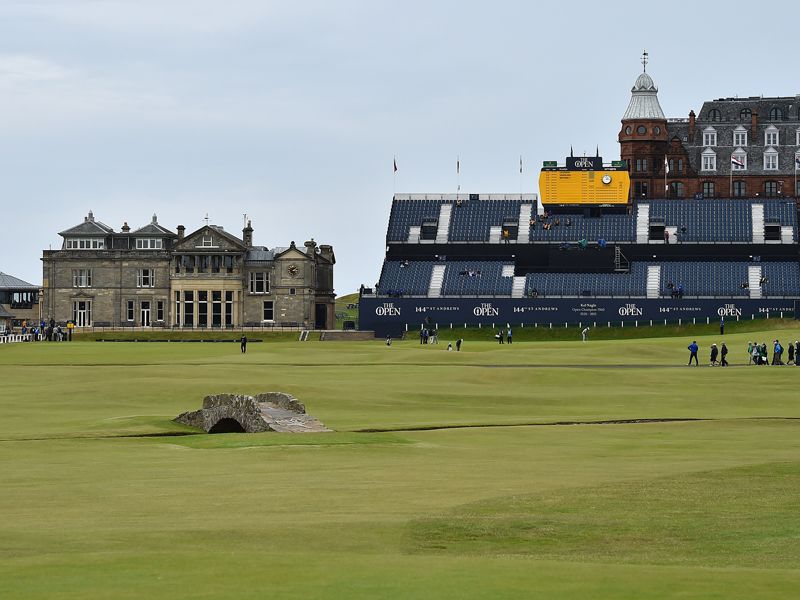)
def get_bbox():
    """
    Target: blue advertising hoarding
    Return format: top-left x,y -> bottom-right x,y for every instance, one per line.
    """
359,297 -> 798,337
